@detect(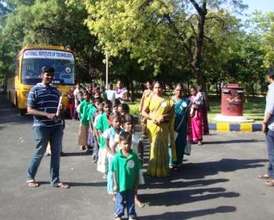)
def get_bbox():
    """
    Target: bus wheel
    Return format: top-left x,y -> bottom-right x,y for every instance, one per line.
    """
19,109 -> 26,116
